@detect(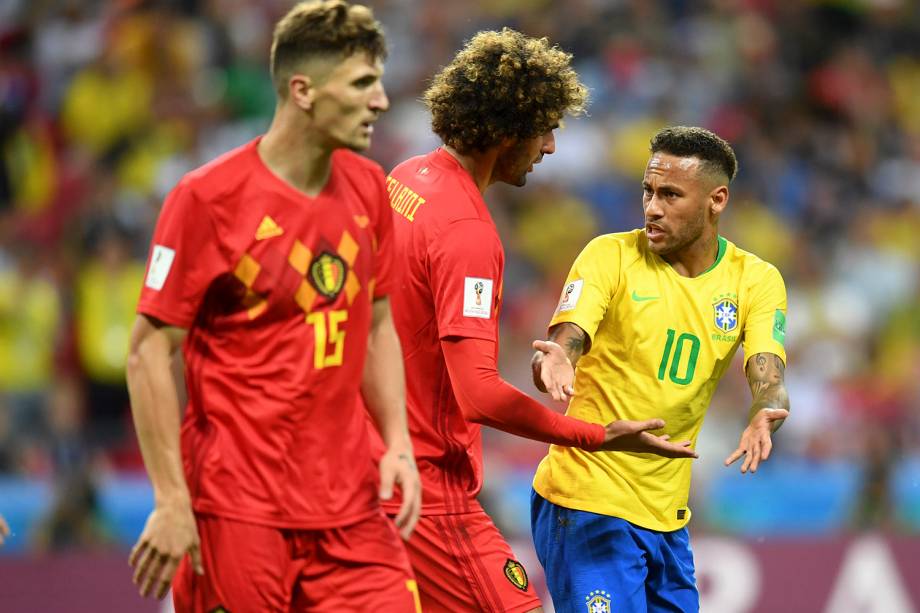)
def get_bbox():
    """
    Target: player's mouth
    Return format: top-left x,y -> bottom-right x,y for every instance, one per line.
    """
360,121 -> 375,135
646,223 -> 666,241
528,154 -> 544,173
